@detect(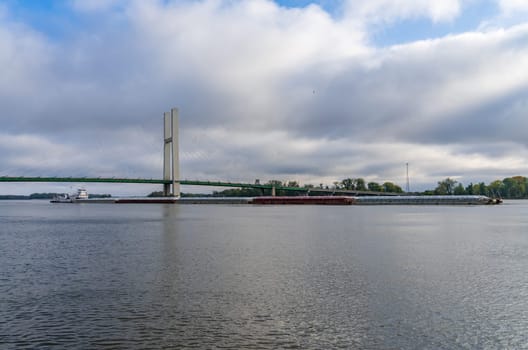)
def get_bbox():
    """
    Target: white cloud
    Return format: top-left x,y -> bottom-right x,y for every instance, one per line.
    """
0,18 -> 54,98
130,0 -> 368,117
380,25 -> 528,133
2,0 -> 528,194
343,0 -> 463,23
480,0 -> 528,30
498,0 -> 528,14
